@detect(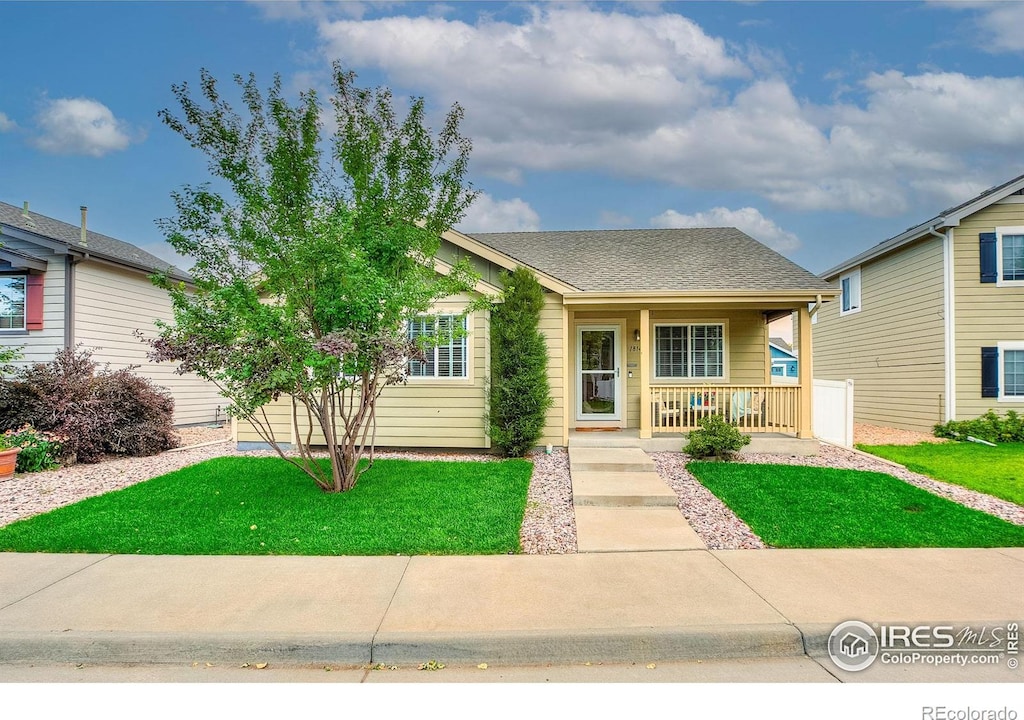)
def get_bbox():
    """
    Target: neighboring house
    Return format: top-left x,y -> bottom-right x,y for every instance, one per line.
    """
769,337 -> 799,383
237,227 -> 837,450
813,173 -> 1024,433
0,201 -> 223,426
